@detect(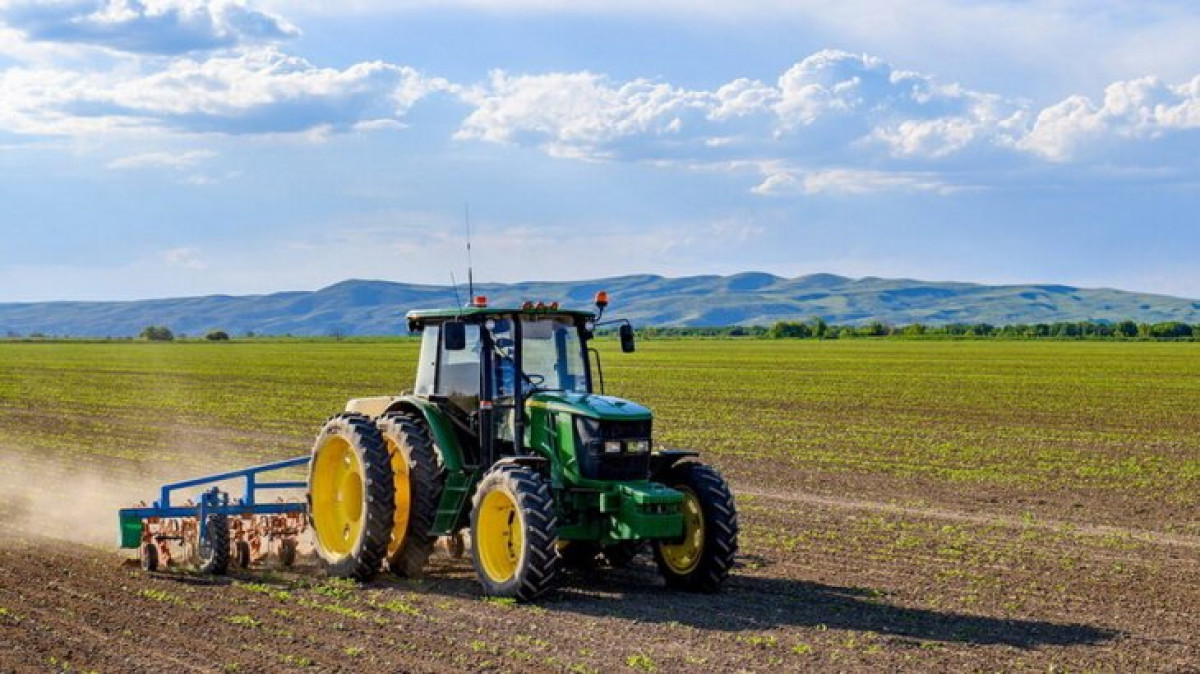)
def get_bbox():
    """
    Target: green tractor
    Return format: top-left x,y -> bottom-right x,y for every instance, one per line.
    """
308,293 -> 738,600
